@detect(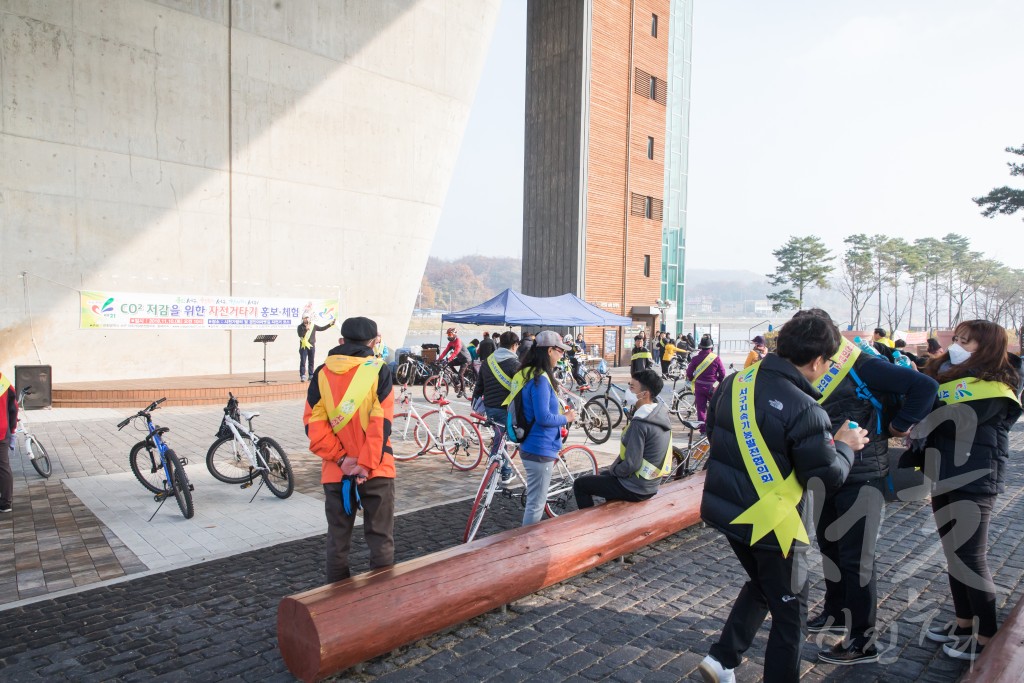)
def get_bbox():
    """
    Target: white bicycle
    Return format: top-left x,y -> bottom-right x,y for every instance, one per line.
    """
10,386 -> 52,478
391,386 -> 483,471
205,393 -> 294,499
